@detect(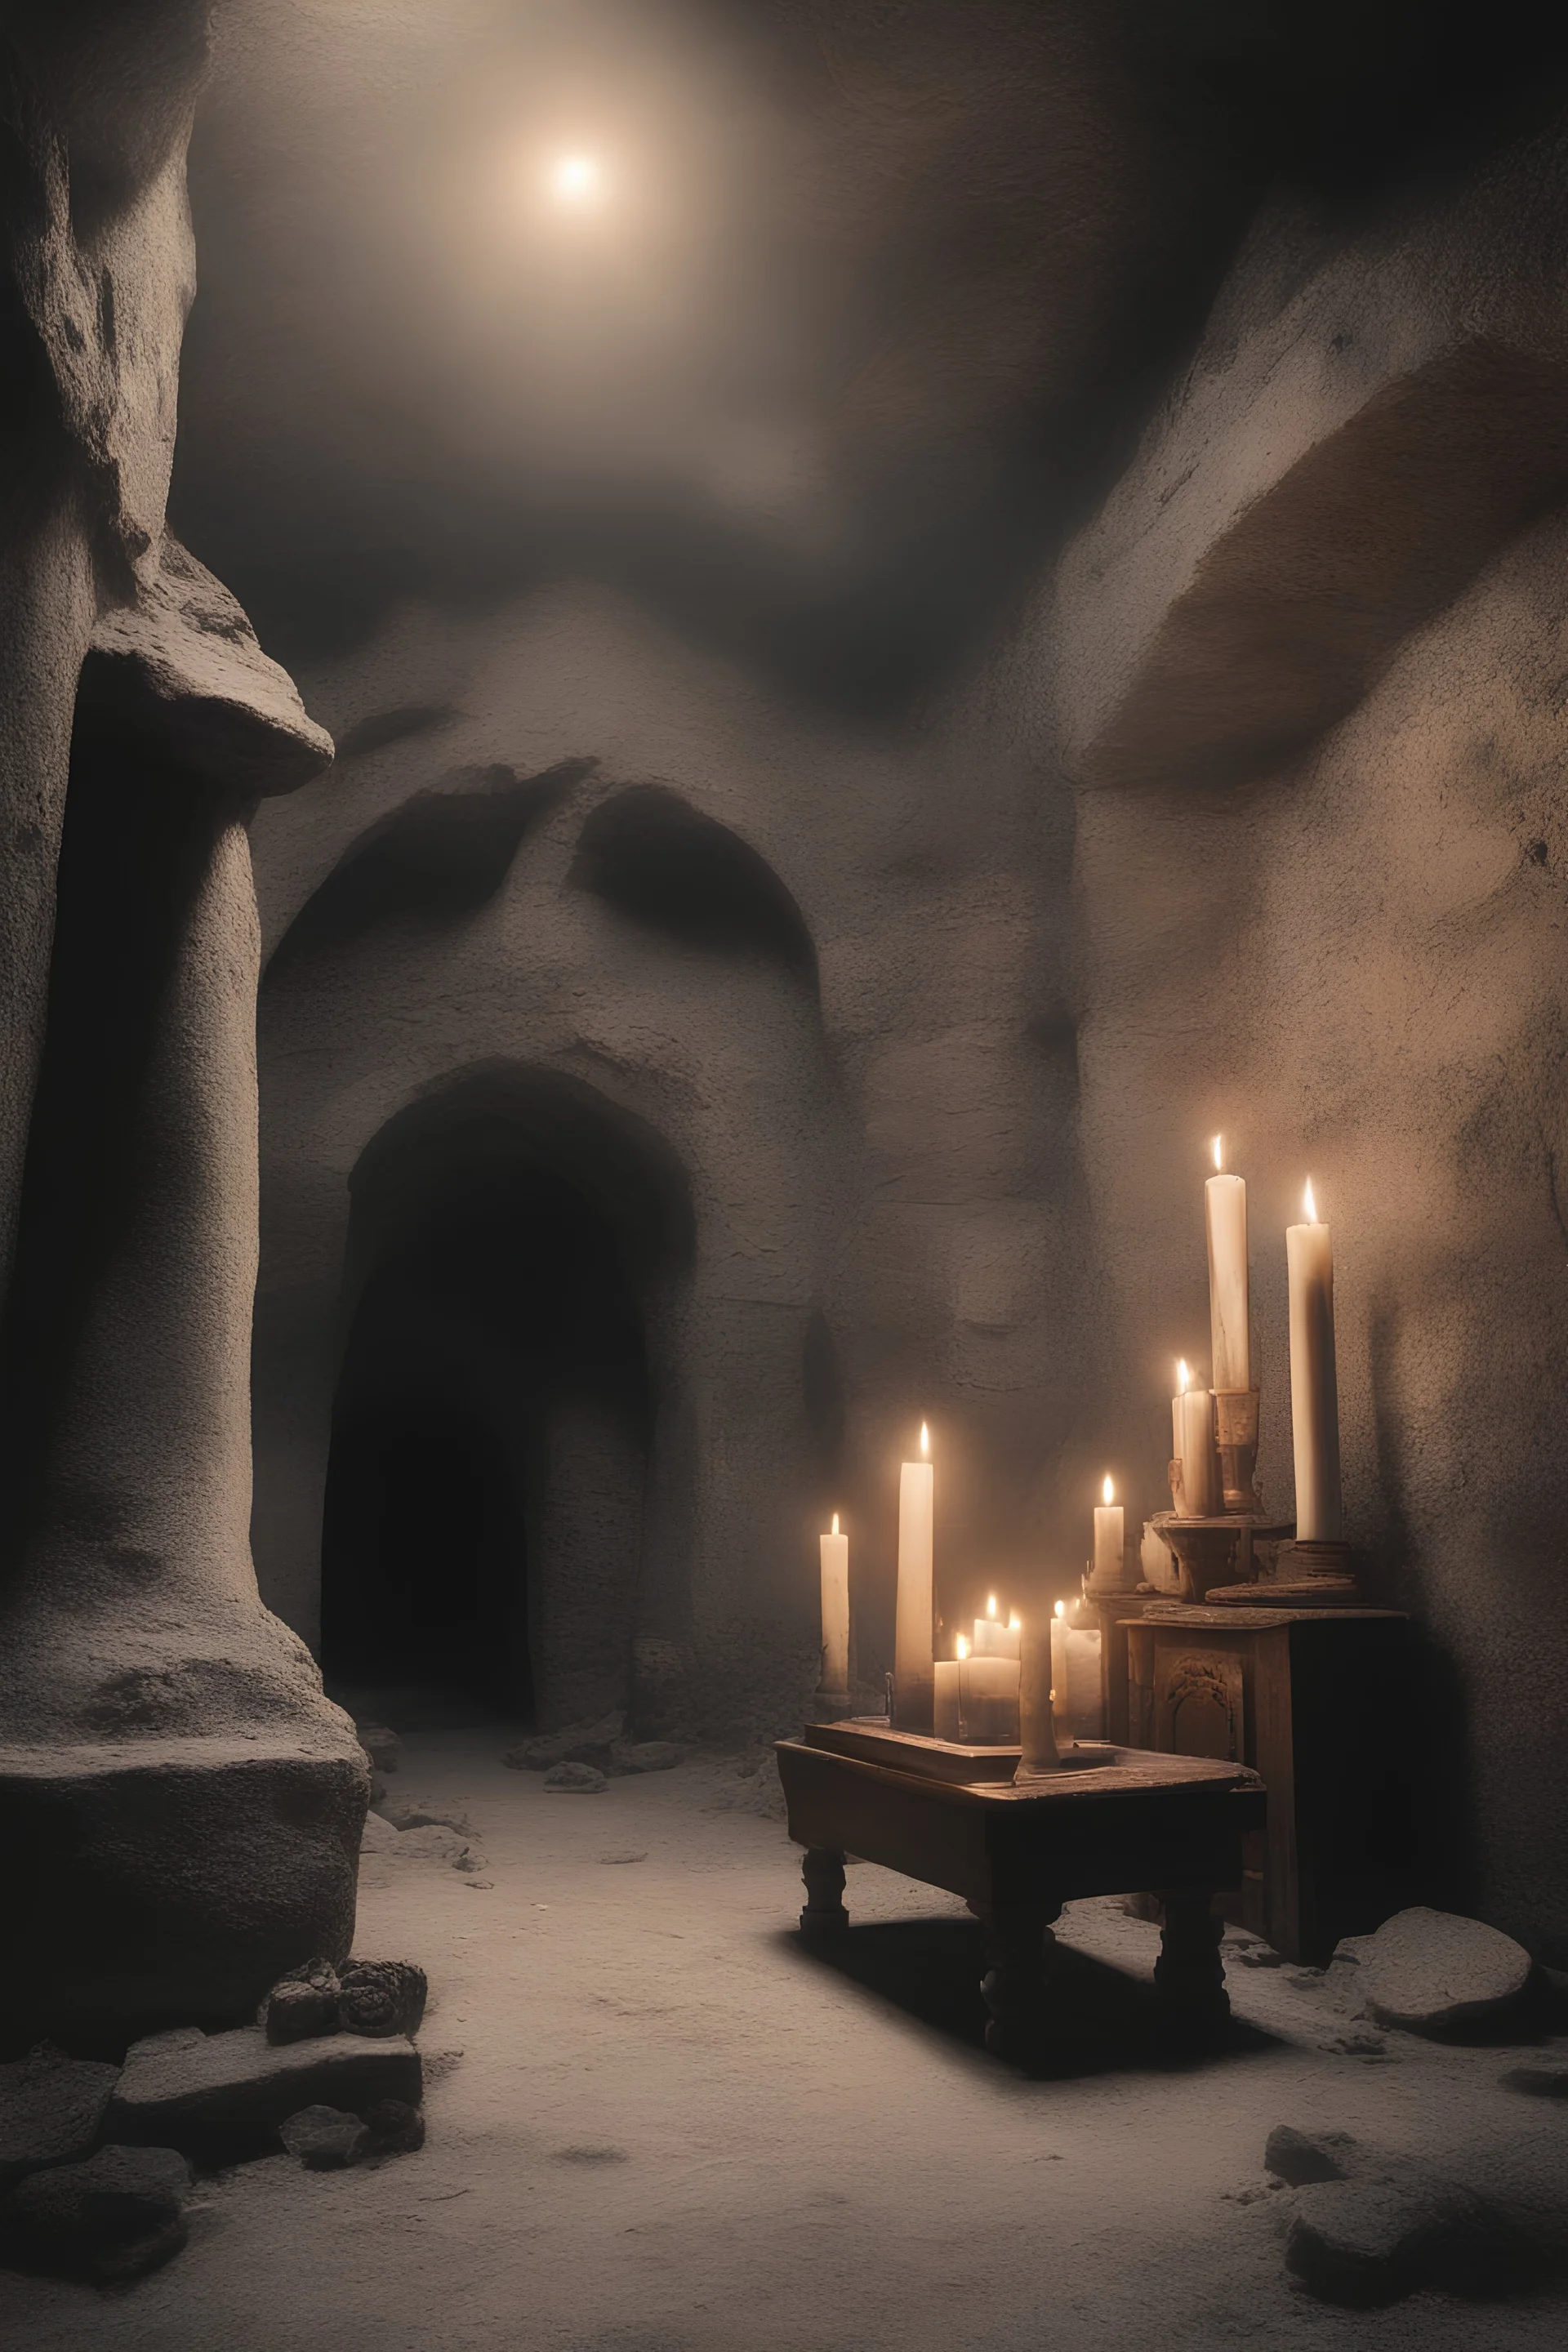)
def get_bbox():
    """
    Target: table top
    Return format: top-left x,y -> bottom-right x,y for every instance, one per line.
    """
780,1728 -> 1261,1812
